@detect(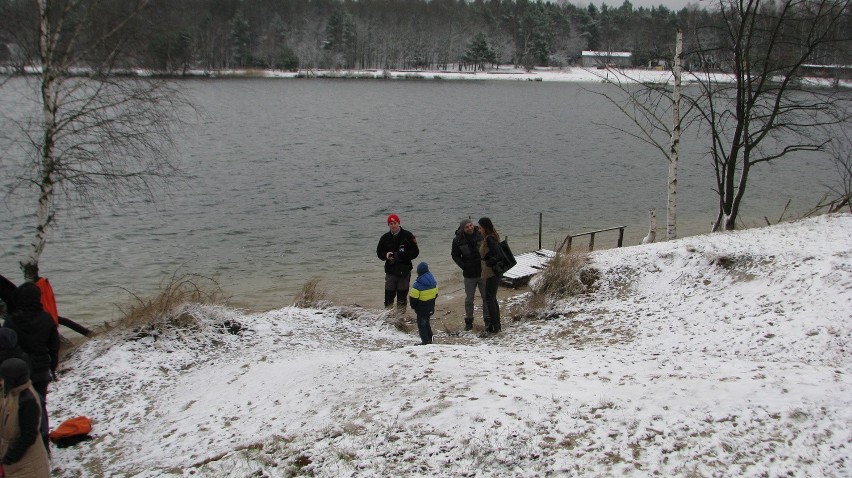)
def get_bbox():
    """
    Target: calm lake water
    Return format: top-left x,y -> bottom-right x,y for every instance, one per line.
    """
0,78 -> 837,326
